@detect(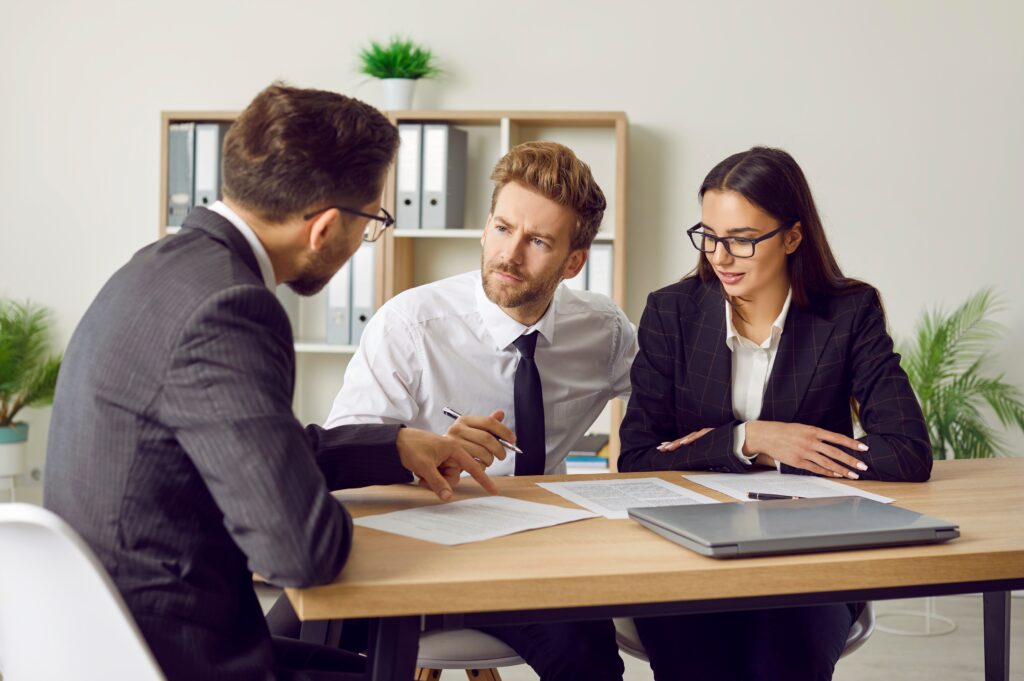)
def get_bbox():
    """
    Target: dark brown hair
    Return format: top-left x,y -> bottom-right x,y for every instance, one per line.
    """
221,83 -> 399,222
490,141 -> 606,250
696,146 -> 871,311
